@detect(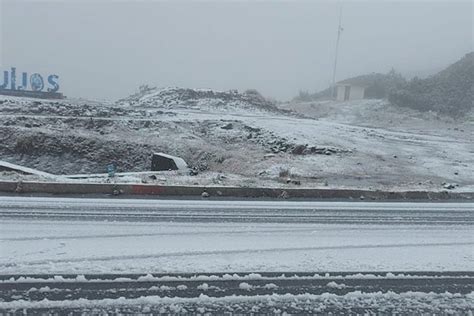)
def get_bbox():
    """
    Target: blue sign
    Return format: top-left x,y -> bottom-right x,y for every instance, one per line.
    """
107,164 -> 116,177
0,67 -> 60,93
